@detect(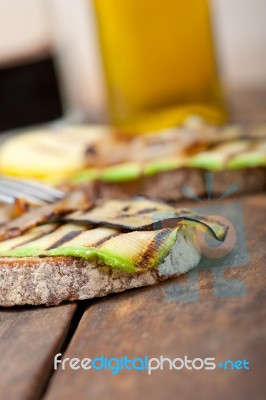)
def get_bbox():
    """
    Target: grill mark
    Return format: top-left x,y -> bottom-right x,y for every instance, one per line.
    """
116,207 -> 159,219
69,208 -> 161,223
92,232 -> 121,248
46,230 -> 83,250
86,144 -> 98,155
135,207 -> 158,215
63,218 -> 172,232
69,206 -> 163,223
63,216 -> 226,241
10,225 -> 60,250
137,229 -> 171,268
